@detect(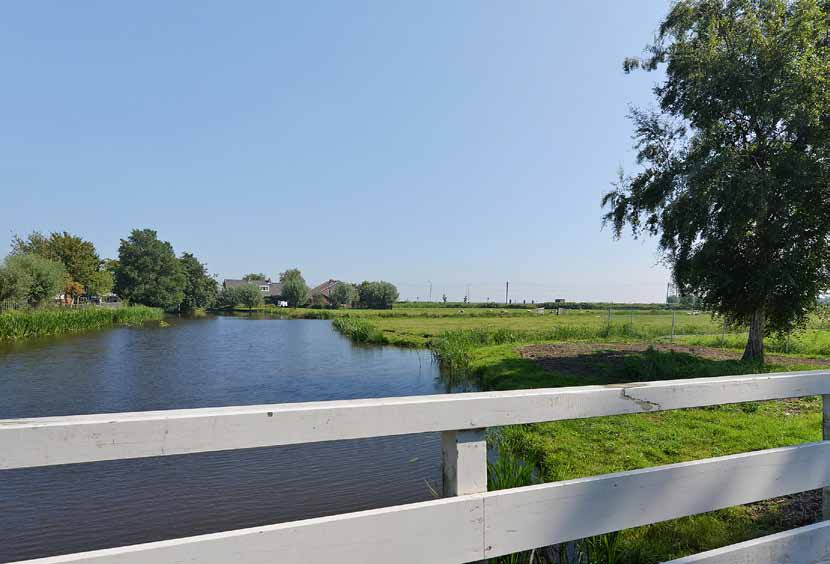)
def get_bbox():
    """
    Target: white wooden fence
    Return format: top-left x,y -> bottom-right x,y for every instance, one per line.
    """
3,370 -> 830,563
